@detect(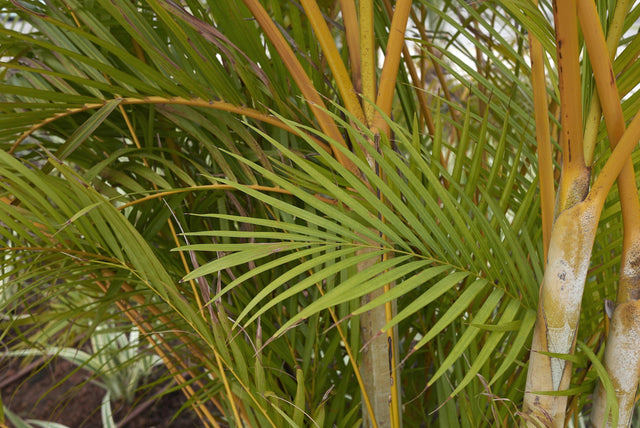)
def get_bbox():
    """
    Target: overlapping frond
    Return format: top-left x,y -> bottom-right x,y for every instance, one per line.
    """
174,103 -> 543,422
